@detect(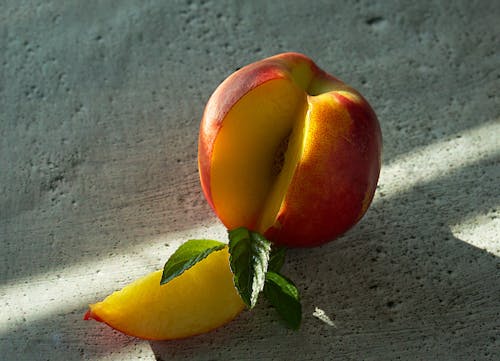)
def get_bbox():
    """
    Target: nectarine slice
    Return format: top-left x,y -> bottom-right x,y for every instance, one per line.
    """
84,247 -> 245,340
210,78 -> 307,231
